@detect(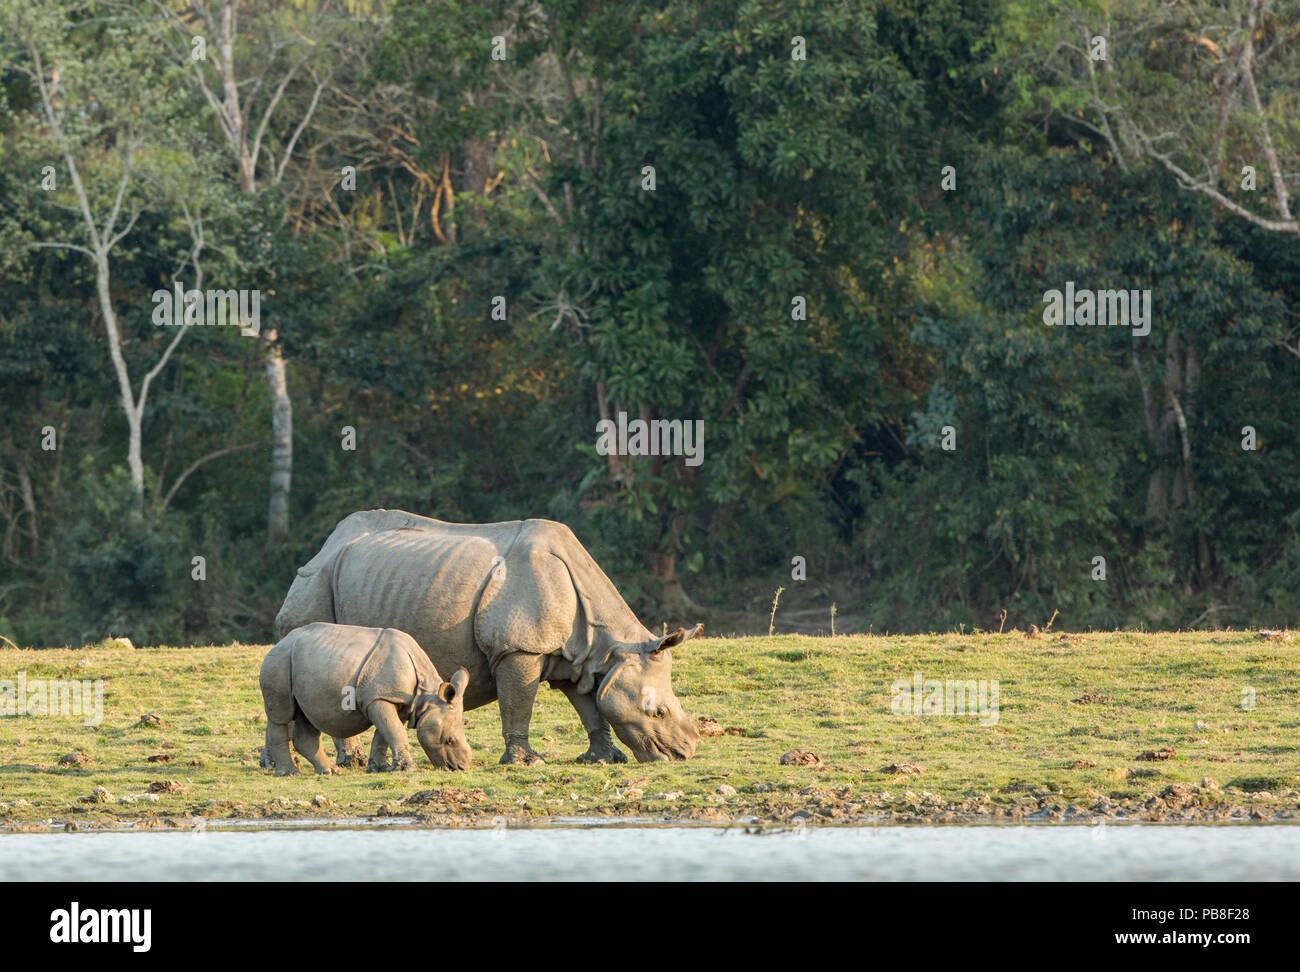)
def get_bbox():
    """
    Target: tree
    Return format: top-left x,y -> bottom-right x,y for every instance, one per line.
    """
2,1 -> 218,512
141,0 -> 346,540
1003,0 -> 1300,238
